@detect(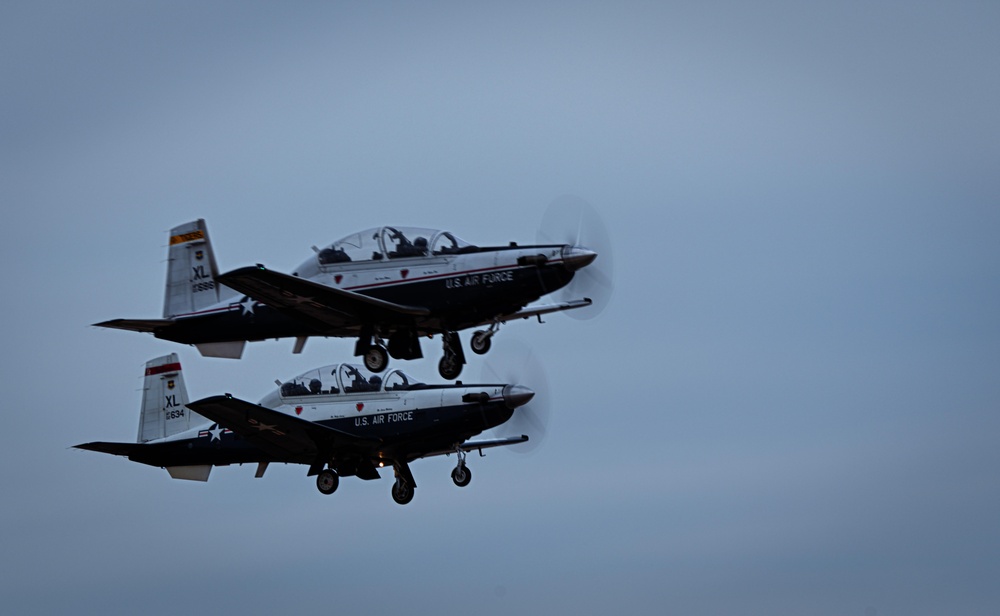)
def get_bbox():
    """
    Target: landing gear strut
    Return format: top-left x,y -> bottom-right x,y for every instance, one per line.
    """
451,450 -> 472,487
391,461 -> 417,505
470,327 -> 494,355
